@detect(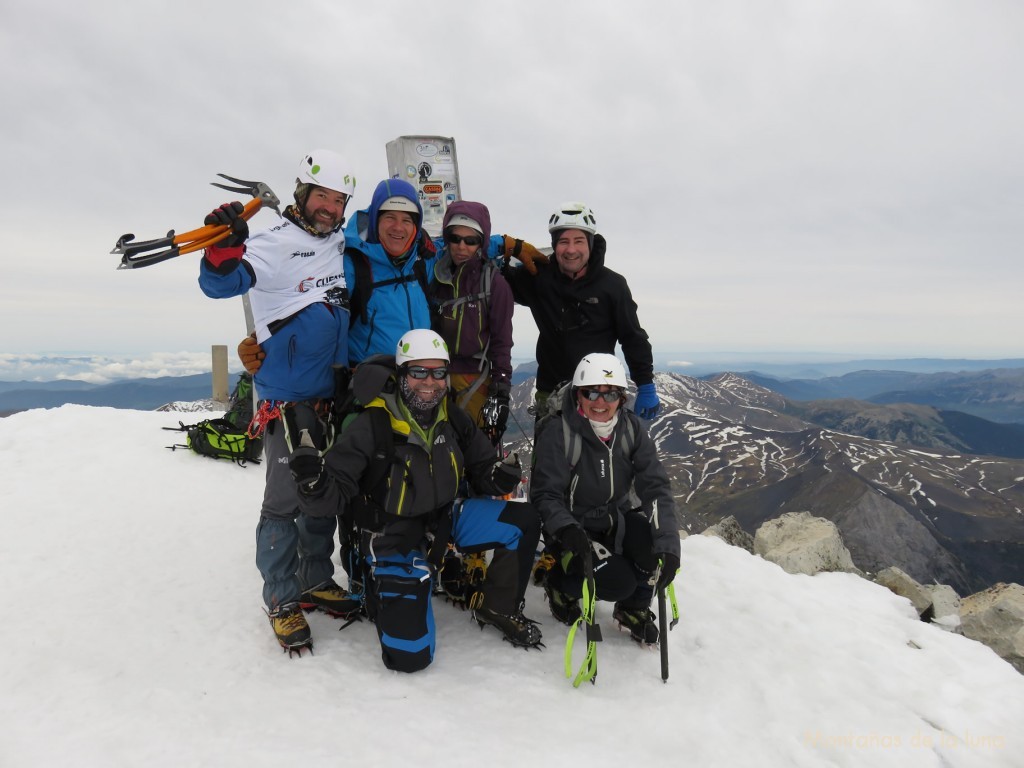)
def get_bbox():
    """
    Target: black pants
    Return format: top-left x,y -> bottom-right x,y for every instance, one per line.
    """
548,510 -> 657,609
